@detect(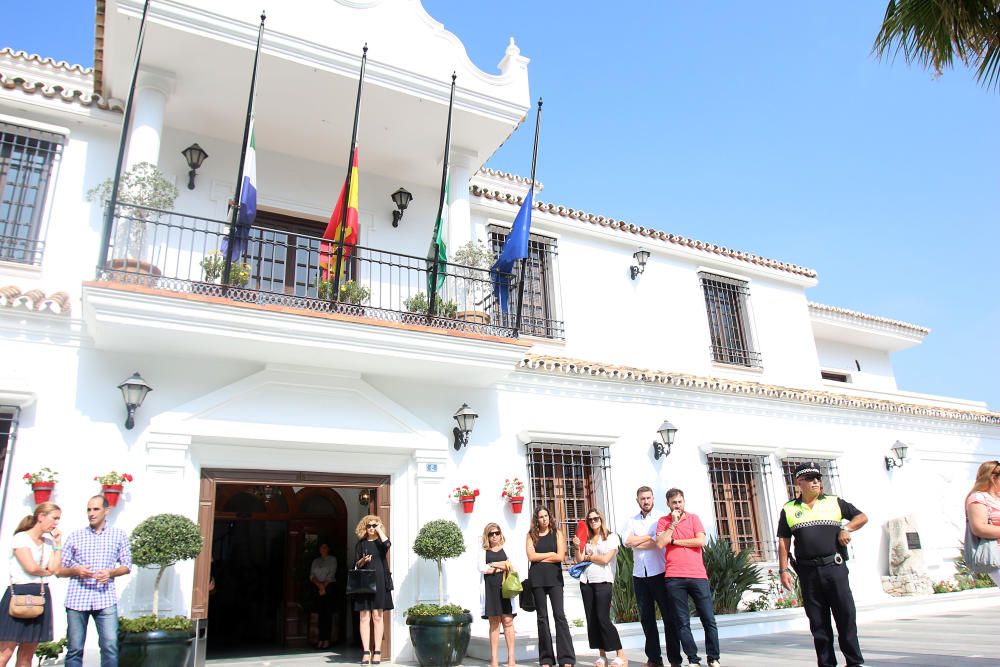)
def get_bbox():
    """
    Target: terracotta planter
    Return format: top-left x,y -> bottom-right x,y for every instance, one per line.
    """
460,497 -> 475,514
31,482 -> 55,505
456,310 -> 490,325
508,496 -> 524,514
101,484 -> 124,507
